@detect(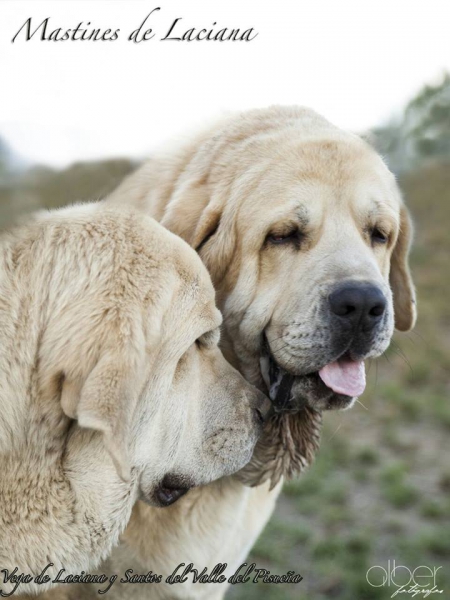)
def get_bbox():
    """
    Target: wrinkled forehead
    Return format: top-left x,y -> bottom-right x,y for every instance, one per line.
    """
235,138 -> 402,229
